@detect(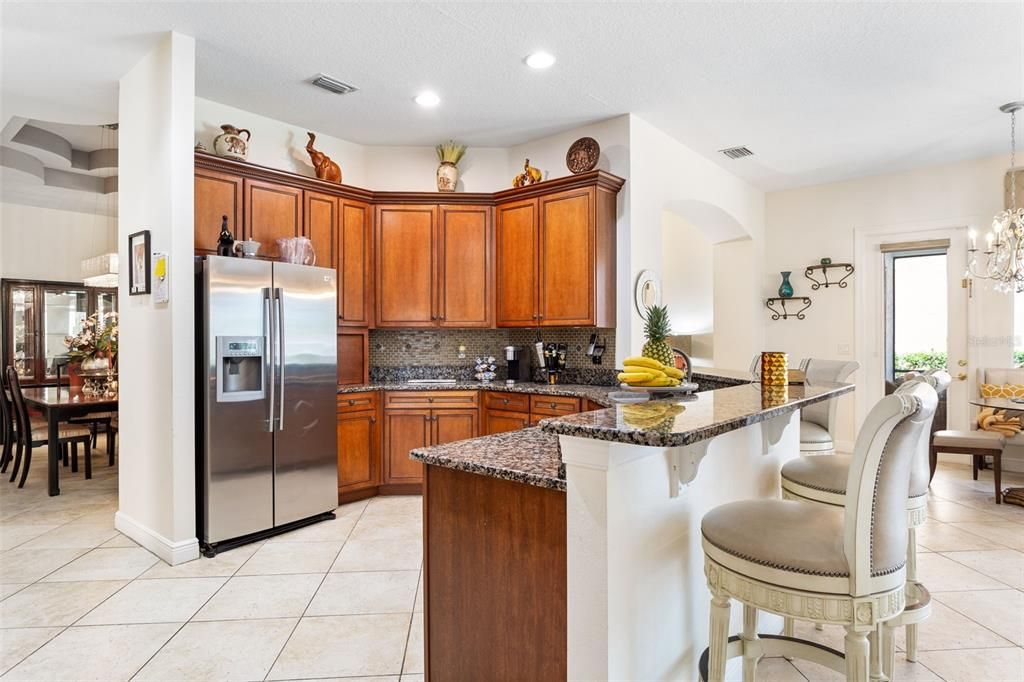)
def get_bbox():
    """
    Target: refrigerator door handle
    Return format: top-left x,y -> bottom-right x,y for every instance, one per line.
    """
275,287 -> 285,431
263,287 -> 275,432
